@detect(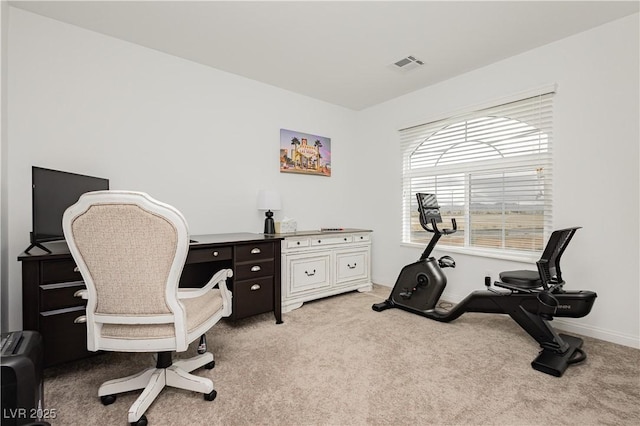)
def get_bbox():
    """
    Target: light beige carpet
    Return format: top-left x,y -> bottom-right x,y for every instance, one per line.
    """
44,285 -> 640,425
